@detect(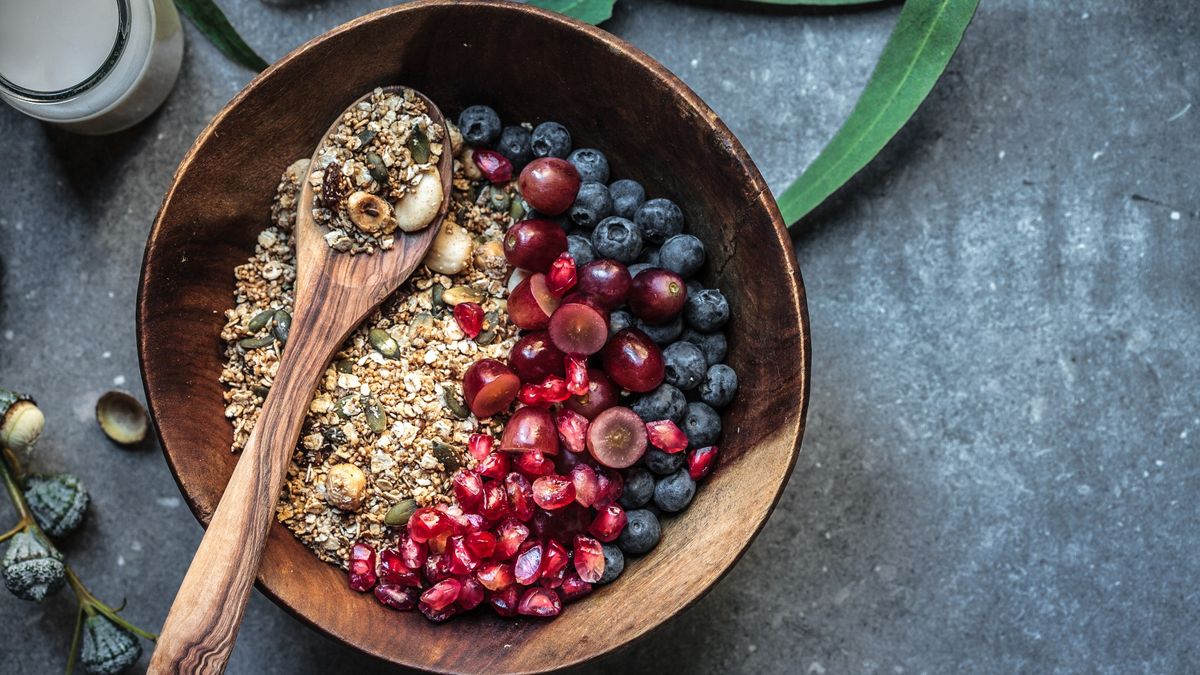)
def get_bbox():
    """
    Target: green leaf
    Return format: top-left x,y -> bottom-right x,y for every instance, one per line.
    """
174,0 -> 269,72
739,0 -> 889,4
526,0 -> 616,25
777,0 -> 980,228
